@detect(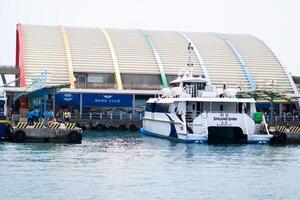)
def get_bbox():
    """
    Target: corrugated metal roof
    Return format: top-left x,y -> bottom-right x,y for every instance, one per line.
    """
19,24 -> 296,95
